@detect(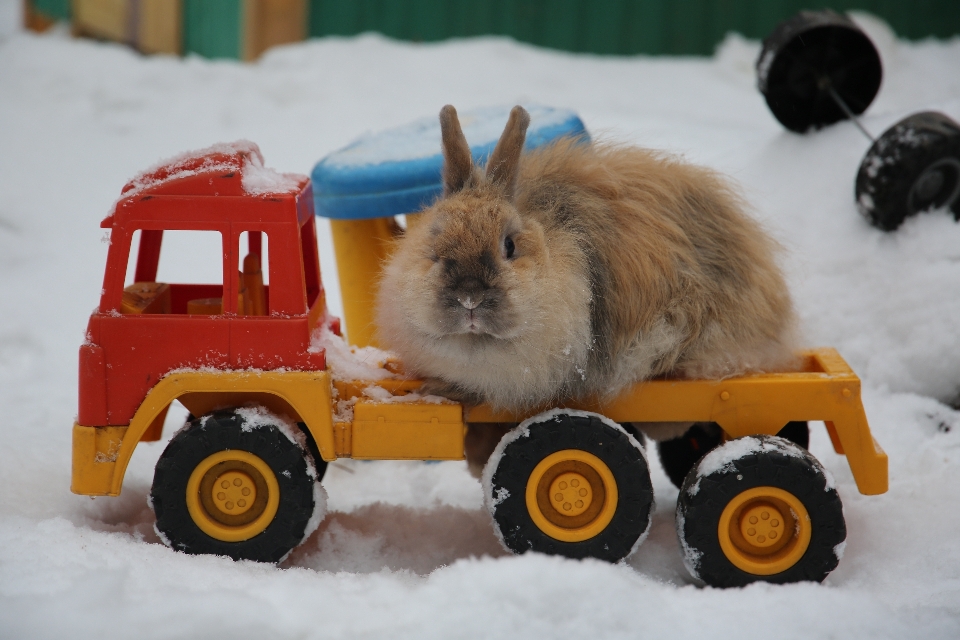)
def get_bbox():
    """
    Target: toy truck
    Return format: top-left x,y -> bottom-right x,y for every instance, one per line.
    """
72,138 -> 887,588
